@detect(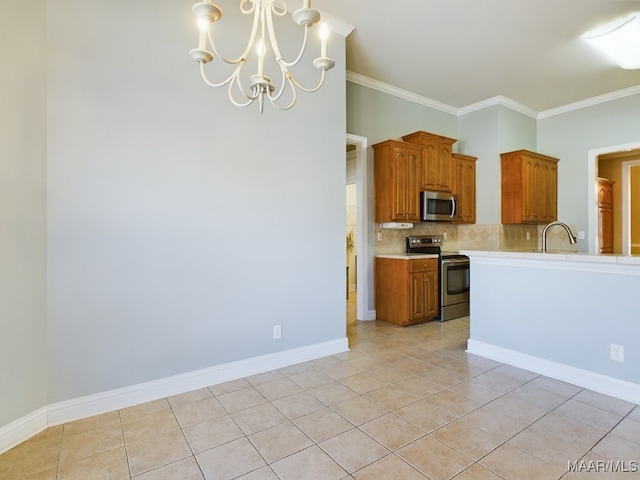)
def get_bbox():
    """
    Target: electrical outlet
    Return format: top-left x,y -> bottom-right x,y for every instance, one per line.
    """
610,344 -> 624,362
526,232 -> 530,240
377,232 -> 382,241
443,232 -> 448,240
273,325 -> 282,340
578,231 -> 585,240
